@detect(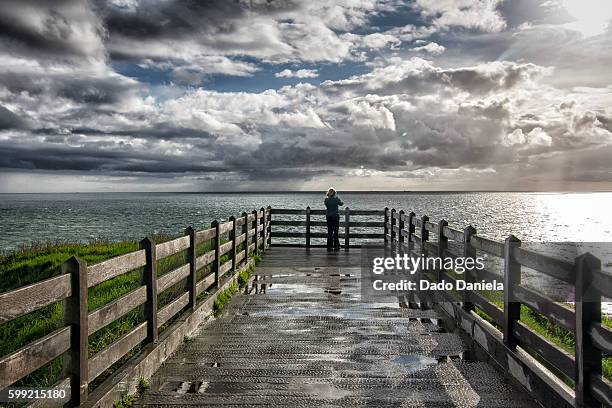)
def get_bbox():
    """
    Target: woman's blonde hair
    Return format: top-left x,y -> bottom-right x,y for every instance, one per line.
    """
326,187 -> 336,197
